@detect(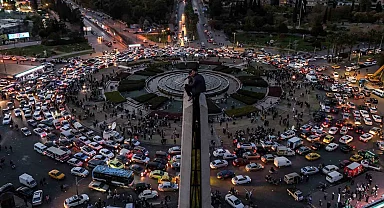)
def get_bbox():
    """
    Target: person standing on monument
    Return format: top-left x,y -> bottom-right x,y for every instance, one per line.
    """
184,68 -> 206,101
